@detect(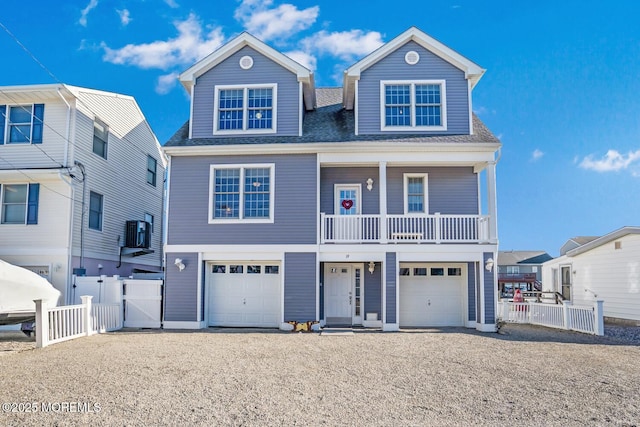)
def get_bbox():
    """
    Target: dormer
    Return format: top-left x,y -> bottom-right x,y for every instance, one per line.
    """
180,32 -> 315,139
343,27 -> 485,136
